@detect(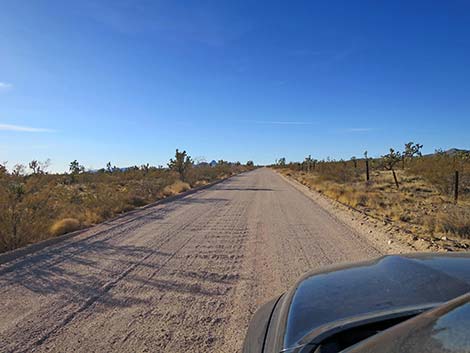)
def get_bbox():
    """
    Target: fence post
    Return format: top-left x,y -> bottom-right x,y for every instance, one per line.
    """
366,159 -> 370,182
392,169 -> 399,189
454,170 -> 459,203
